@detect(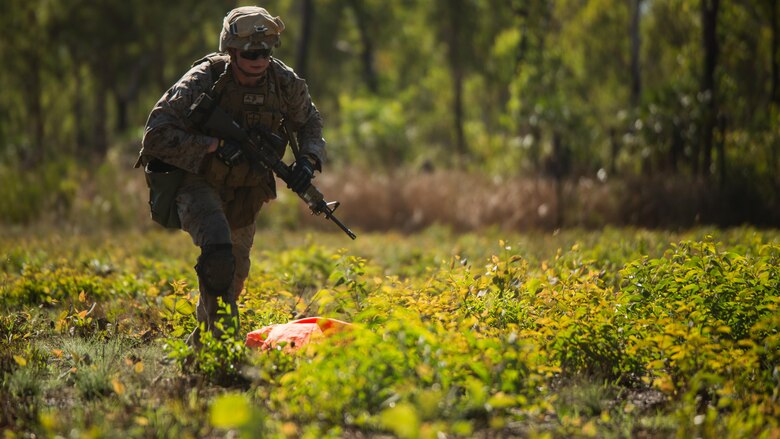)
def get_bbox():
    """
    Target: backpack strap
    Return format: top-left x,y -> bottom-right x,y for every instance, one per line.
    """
269,59 -> 301,161
192,52 -> 231,100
